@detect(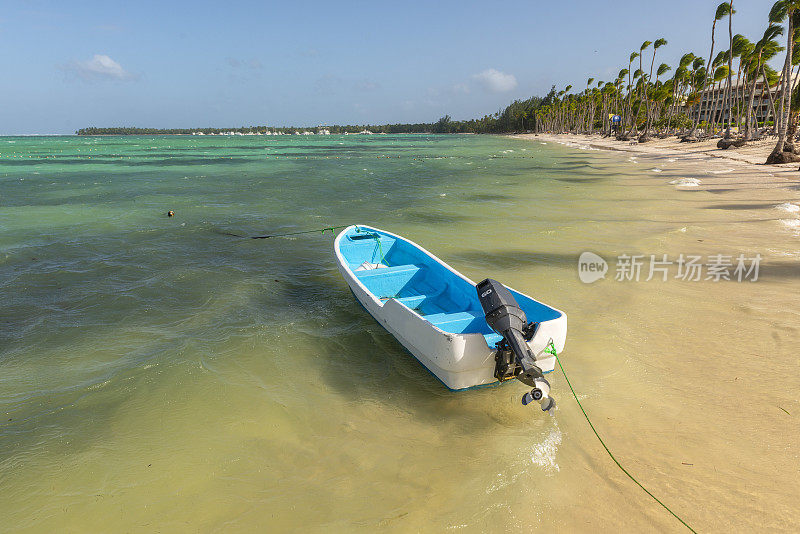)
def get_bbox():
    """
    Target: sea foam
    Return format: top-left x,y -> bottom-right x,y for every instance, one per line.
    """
530,427 -> 562,473
776,202 -> 800,213
669,178 -> 701,187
